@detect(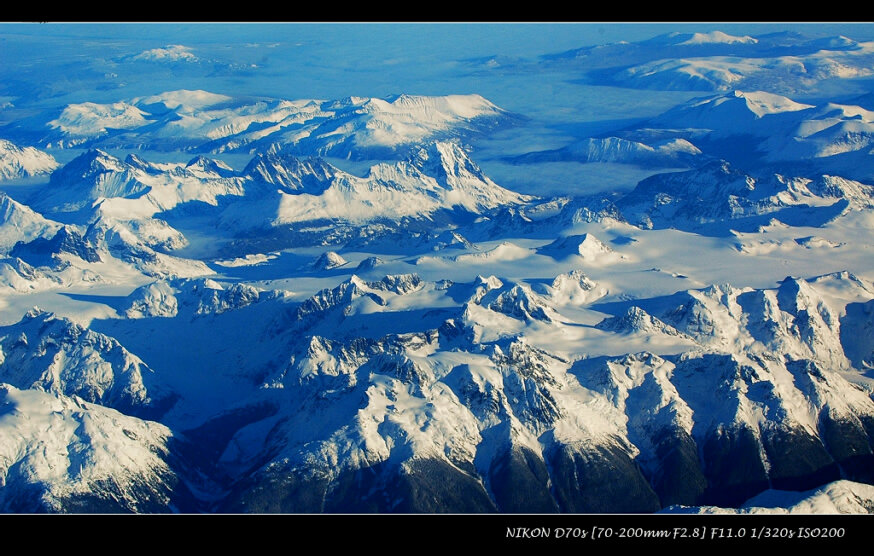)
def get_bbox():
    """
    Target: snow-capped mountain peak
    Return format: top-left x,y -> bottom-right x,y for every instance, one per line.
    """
0,192 -> 62,254
47,102 -> 151,141
676,31 -> 758,46
596,306 -> 689,337
653,91 -> 815,133
730,90 -> 815,117
0,309 -> 172,418
244,152 -> 336,195
0,139 -> 59,180
184,155 -> 235,178
311,251 -> 349,271
34,150 -> 148,214
0,383 -> 179,513
406,141 -> 529,208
